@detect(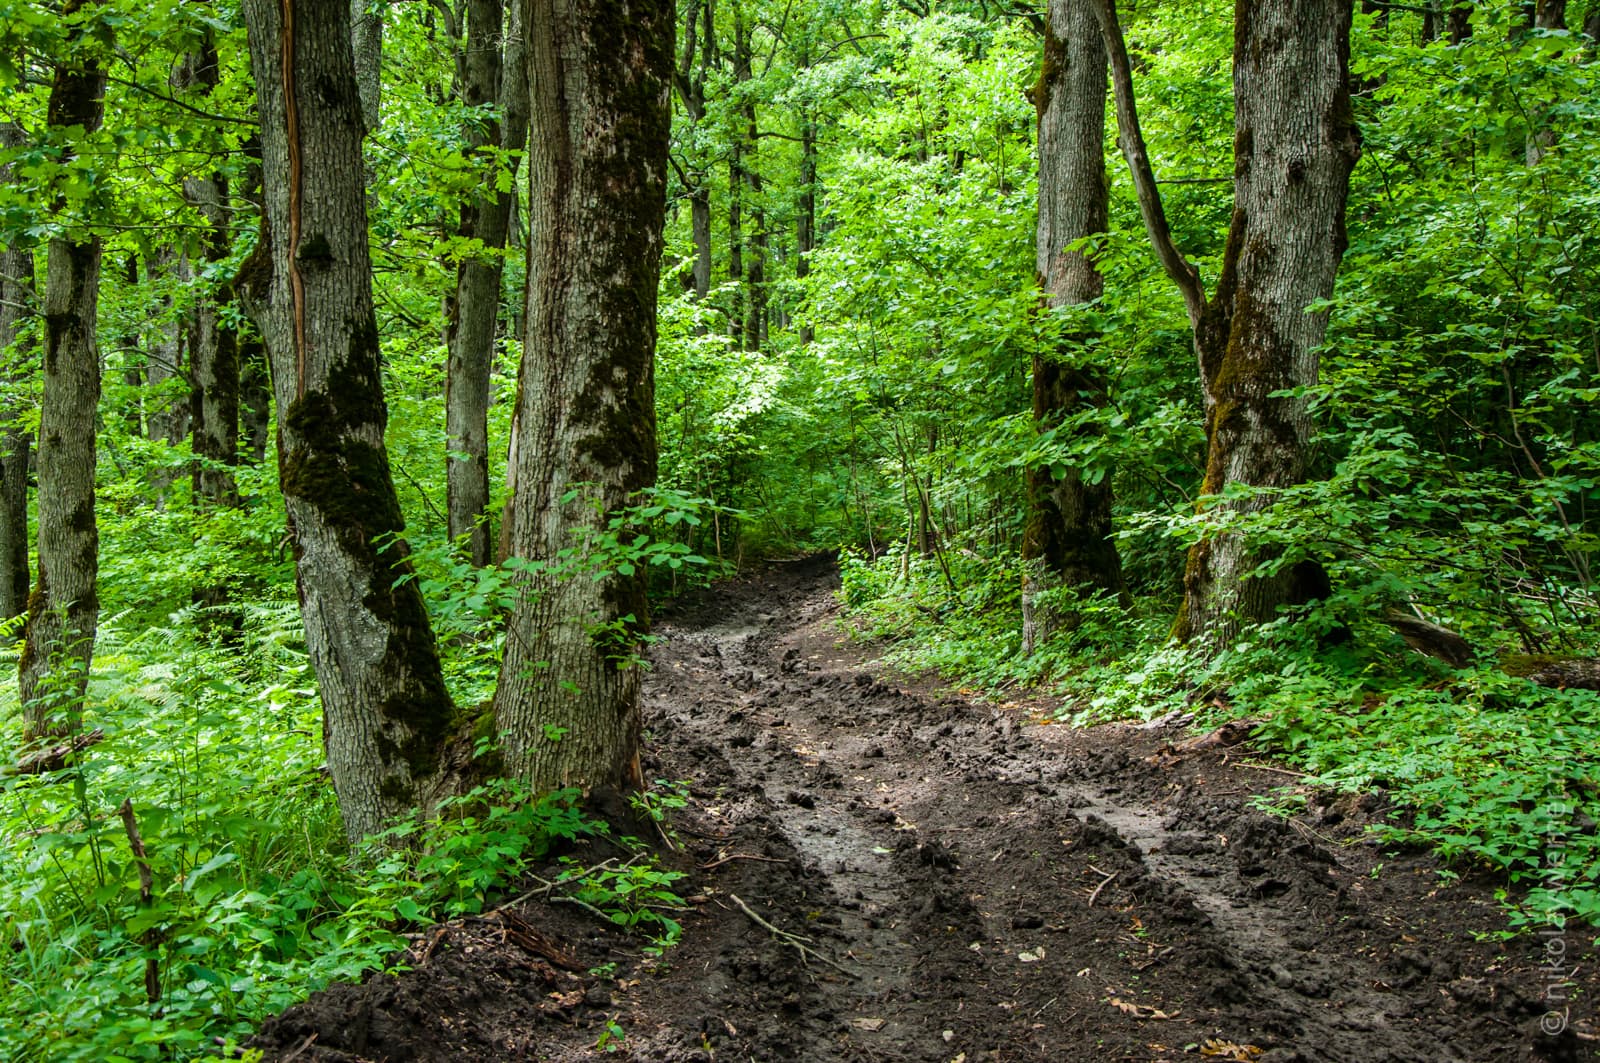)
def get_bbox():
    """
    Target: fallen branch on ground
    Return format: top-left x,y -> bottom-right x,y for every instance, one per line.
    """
11,729 -> 105,775
729,892 -> 860,979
